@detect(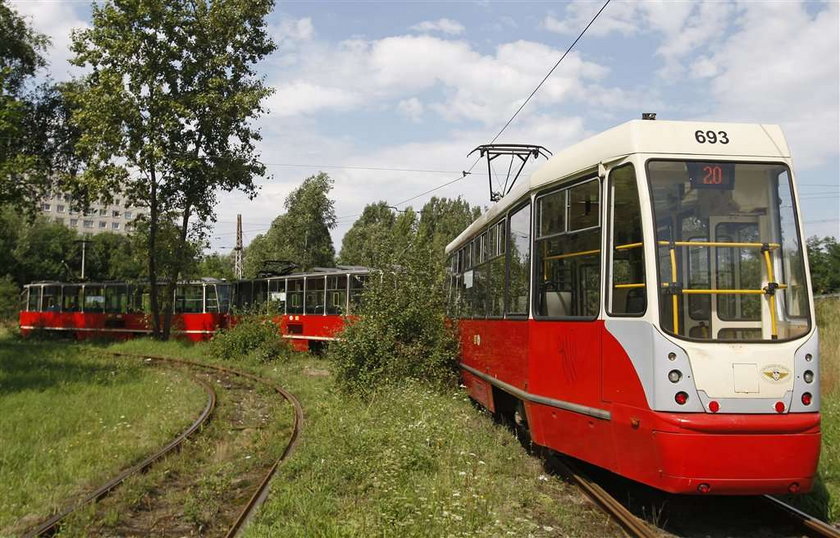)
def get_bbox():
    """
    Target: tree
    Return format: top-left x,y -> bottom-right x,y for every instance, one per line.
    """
807,236 -> 840,295
416,196 -> 482,257
0,2 -> 55,212
197,252 -> 235,281
244,172 -> 336,276
68,0 -> 275,338
339,201 -> 419,267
